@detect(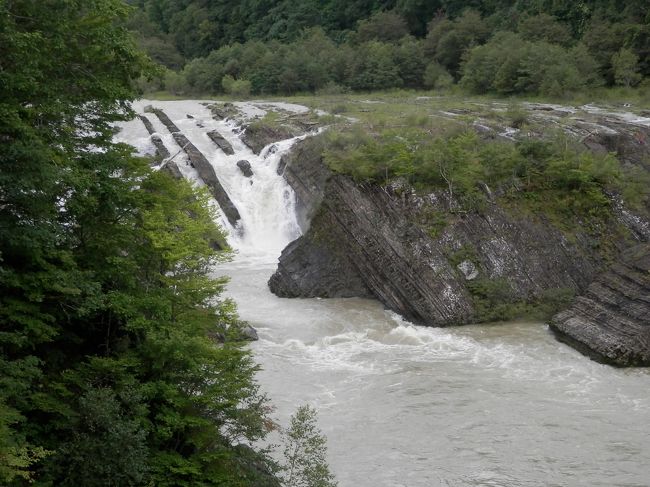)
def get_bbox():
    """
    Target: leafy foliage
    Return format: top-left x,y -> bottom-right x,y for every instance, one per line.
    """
280,406 -> 337,487
131,0 -> 648,96
323,127 -> 626,221
0,1 -> 278,484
